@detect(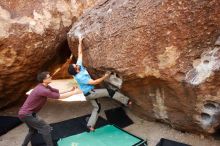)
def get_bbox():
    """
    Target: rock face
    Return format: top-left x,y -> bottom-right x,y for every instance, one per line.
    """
68,0 -> 220,134
0,0 -> 100,109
